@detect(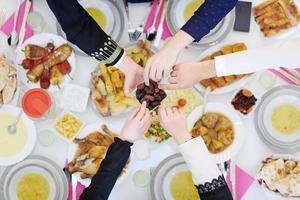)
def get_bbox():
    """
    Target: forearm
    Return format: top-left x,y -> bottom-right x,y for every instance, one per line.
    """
179,137 -> 232,200
181,0 -> 238,42
80,138 -> 132,200
46,0 -> 124,66
214,39 -> 300,76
